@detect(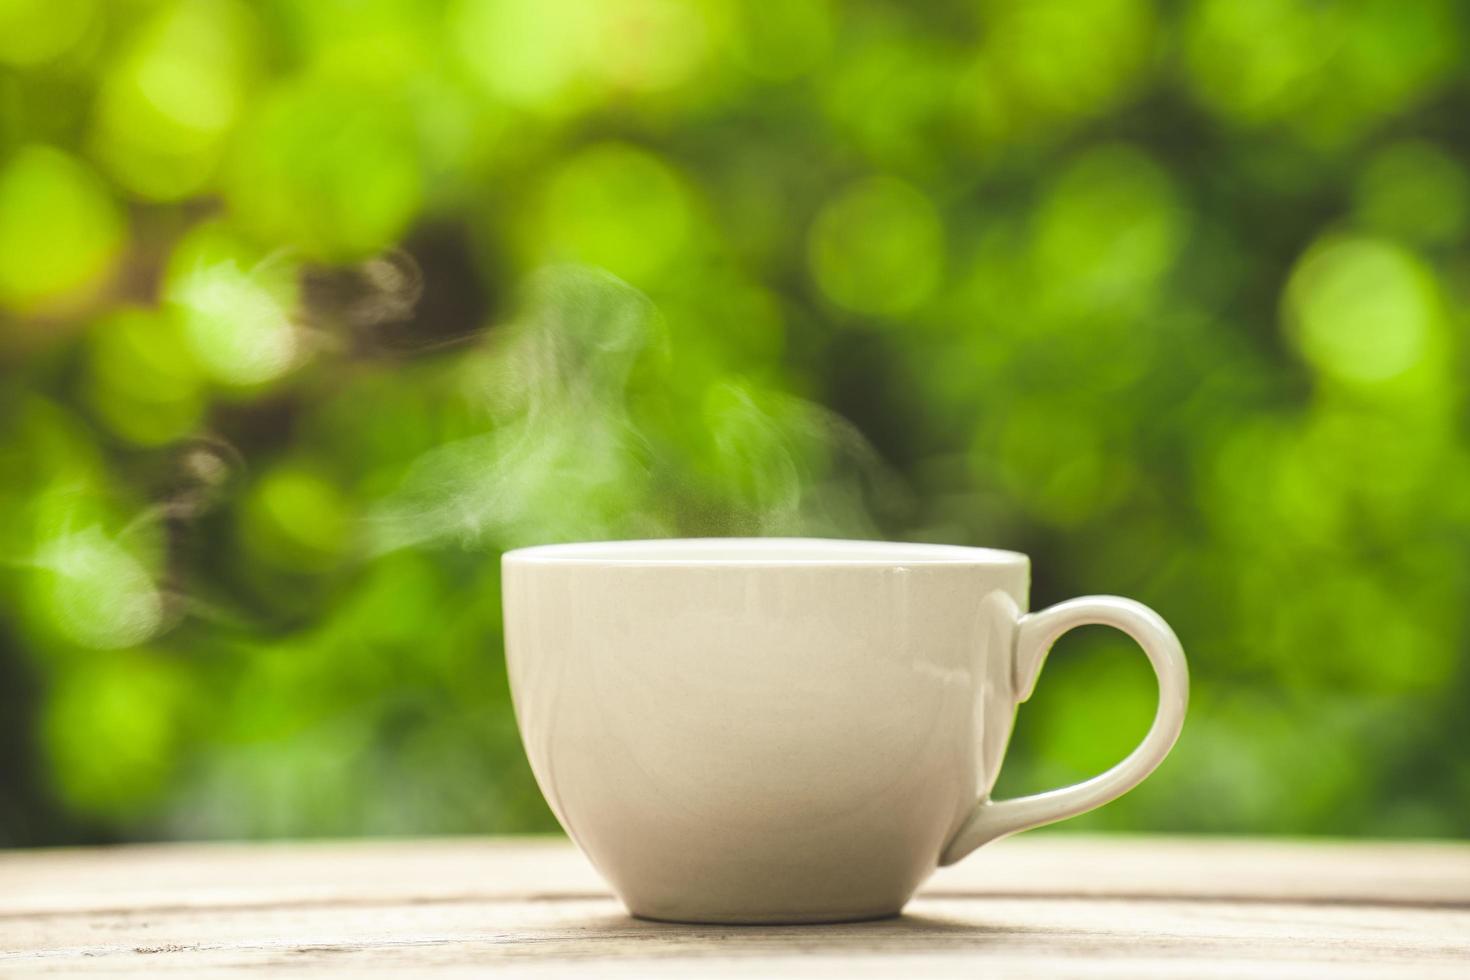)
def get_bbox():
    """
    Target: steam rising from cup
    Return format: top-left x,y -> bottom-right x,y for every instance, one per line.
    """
28,261 -> 901,650
369,264 -> 903,552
